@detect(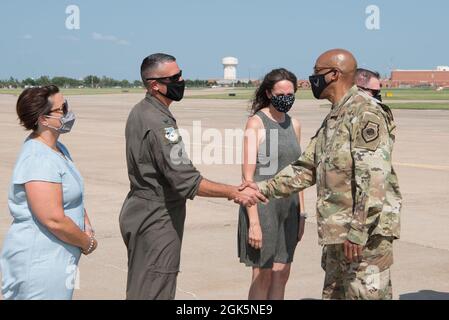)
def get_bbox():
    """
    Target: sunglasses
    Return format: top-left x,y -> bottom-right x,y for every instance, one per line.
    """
358,86 -> 380,97
146,70 -> 183,83
313,67 -> 341,75
48,100 -> 69,115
